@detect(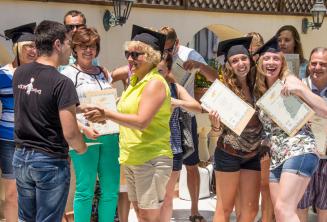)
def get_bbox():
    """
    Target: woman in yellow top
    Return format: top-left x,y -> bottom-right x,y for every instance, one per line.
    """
85,25 -> 173,222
